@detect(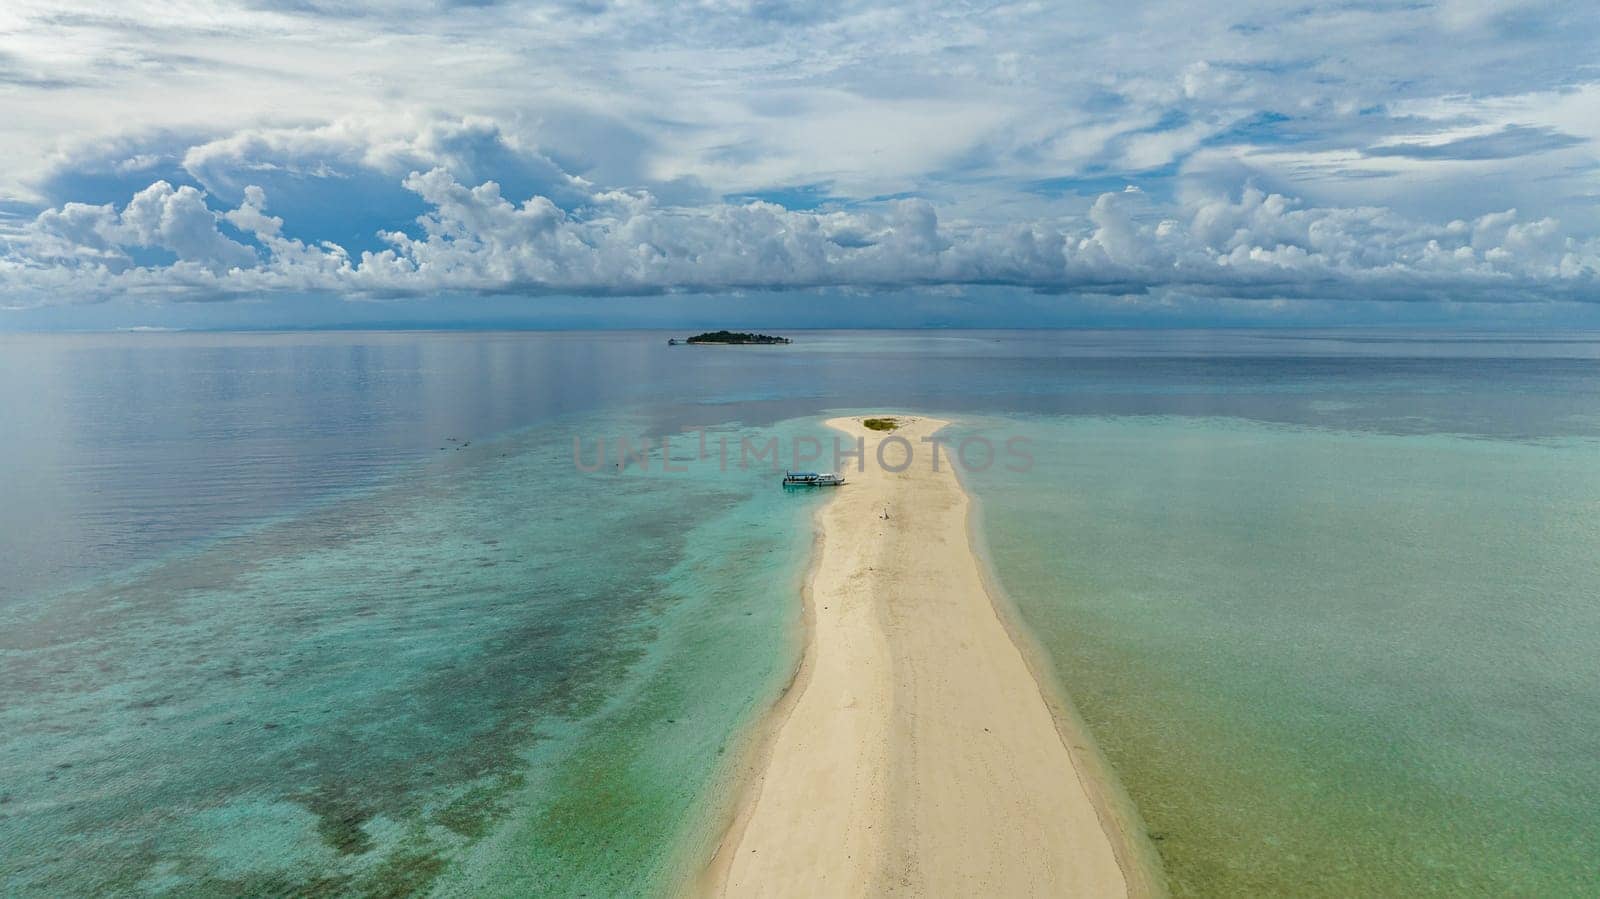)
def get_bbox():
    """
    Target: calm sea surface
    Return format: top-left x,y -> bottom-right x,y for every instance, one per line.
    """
2,329 -> 1597,895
